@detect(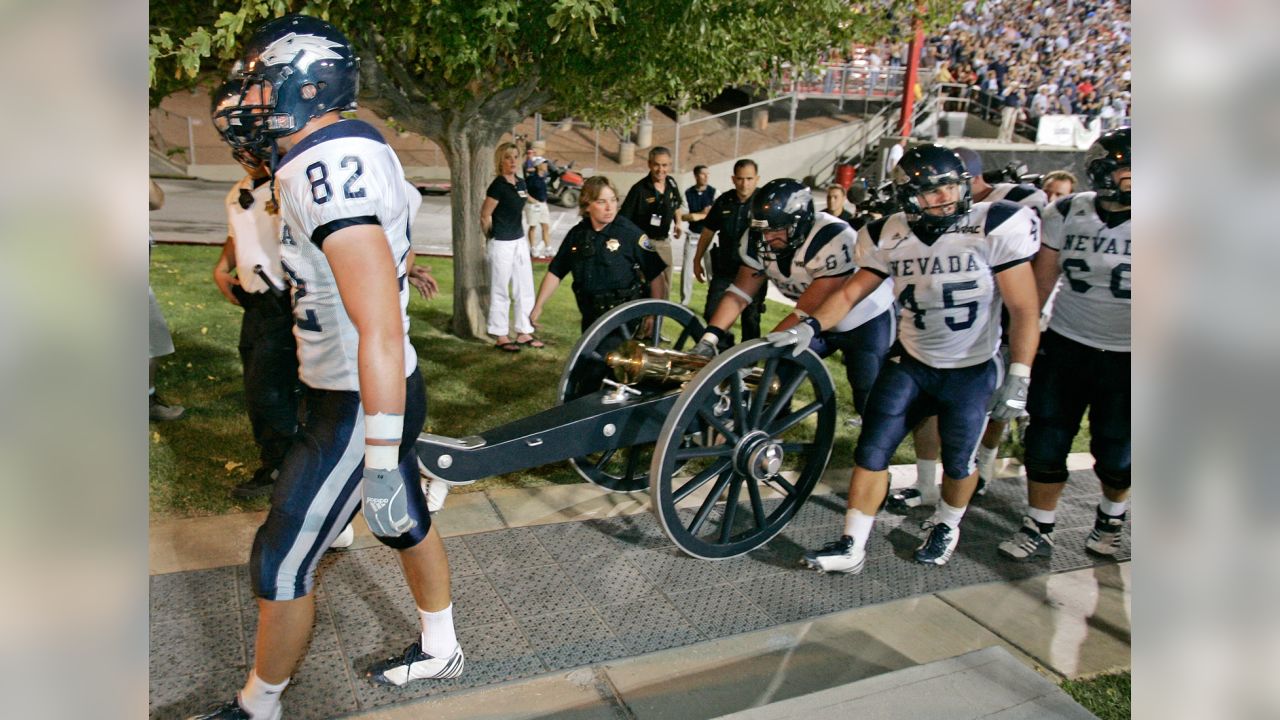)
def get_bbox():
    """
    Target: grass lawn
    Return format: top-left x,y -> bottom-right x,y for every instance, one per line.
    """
1061,671 -> 1131,720
149,244 -> 1087,517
